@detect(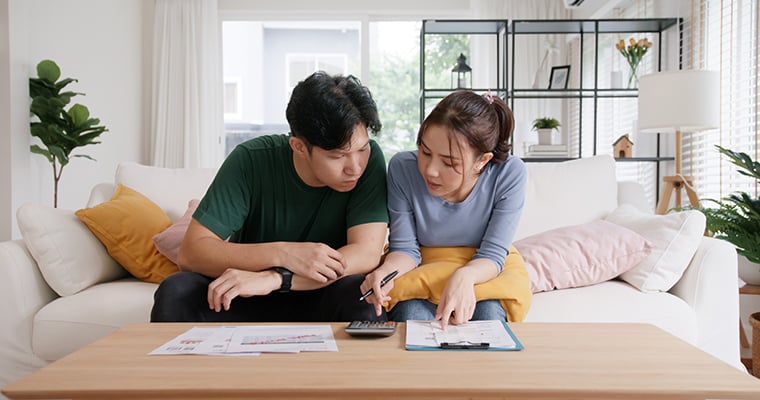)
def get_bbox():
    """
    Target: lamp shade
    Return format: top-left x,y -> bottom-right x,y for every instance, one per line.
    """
637,70 -> 719,133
